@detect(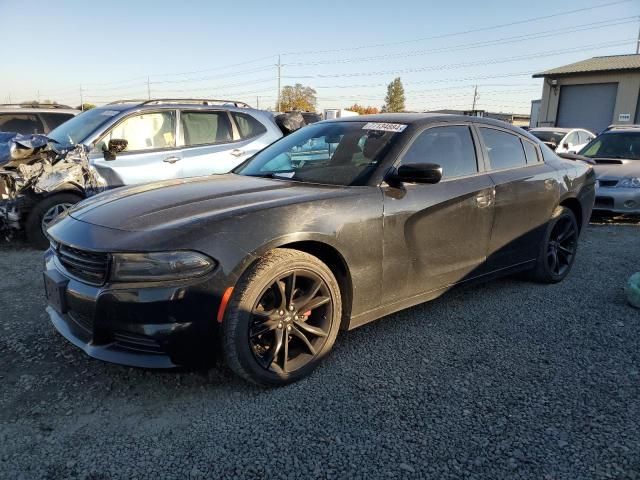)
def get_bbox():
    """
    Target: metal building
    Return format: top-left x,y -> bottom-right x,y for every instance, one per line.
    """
533,54 -> 640,133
